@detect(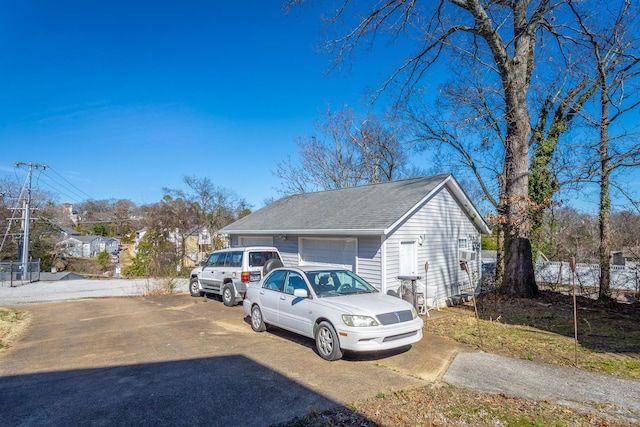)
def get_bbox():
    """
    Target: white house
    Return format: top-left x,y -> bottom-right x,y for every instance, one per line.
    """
57,236 -> 120,258
220,174 -> 491,308
57,235 -> 101,258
